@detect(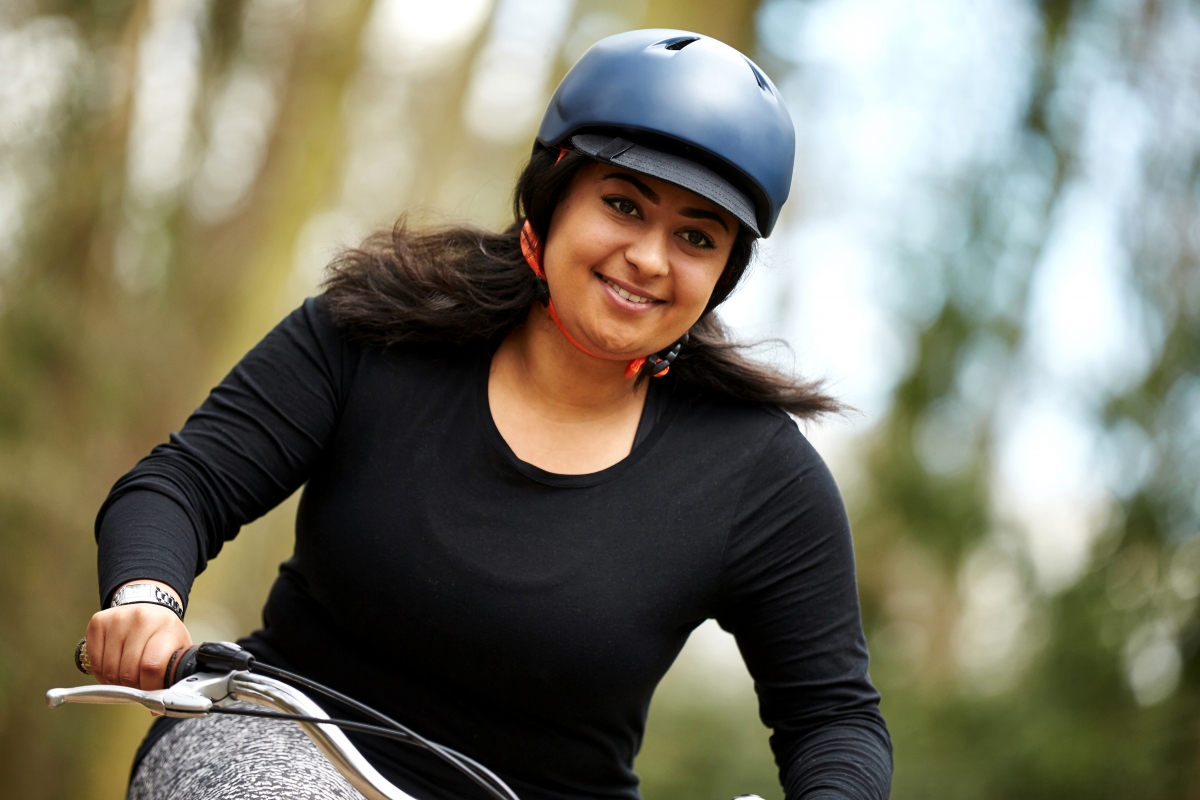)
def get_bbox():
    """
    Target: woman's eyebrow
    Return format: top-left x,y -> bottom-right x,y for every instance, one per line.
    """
680,208 -> 729,231
603,173 -> 660,204
602,173 -> 729,230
